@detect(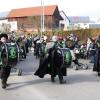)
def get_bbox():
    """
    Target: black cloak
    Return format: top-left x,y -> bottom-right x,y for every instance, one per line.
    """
34,48 -> 66,78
